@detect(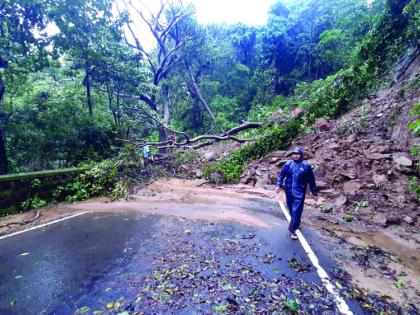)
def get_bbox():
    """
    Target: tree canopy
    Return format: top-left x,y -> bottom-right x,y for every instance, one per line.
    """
0,0 -> 416,174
